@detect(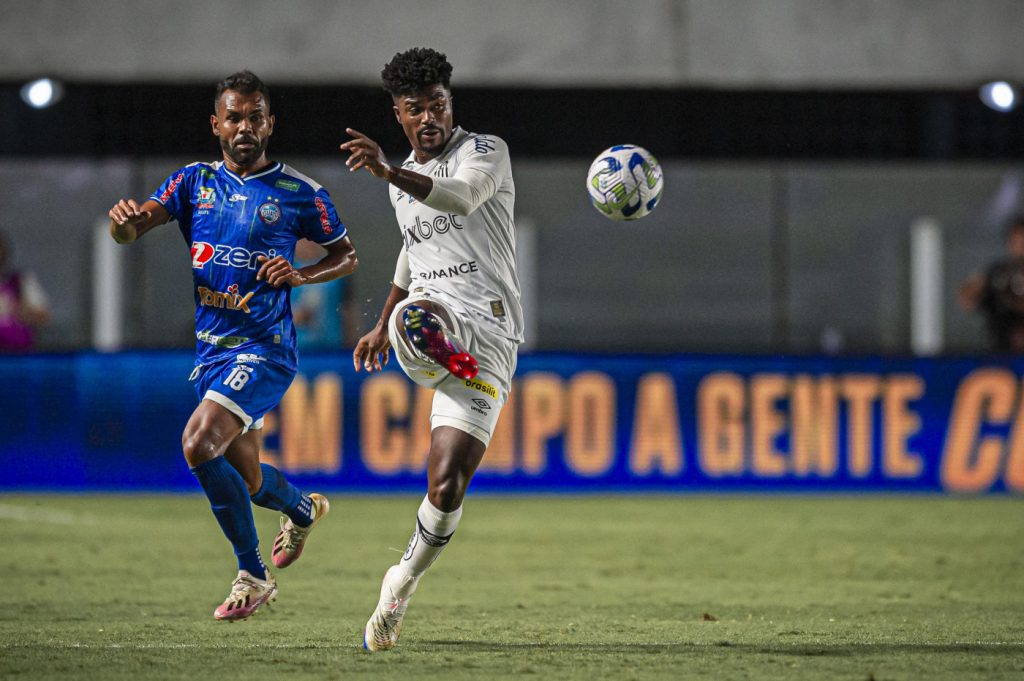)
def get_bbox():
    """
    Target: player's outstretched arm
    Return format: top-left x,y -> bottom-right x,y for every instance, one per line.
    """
255,237 -> 358,288
340,128 -> 434,202
108,199 -> 169,244
353,283 -> 409,373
